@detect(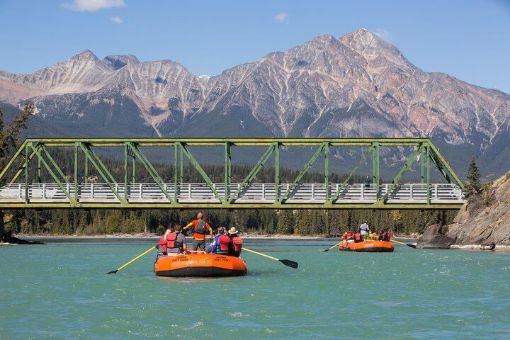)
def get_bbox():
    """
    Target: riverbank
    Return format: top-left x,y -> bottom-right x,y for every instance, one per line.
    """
14,233 -> 331,242
450,244 -> 510,252
14,233 -> 421,241
8,234 -> 509,252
